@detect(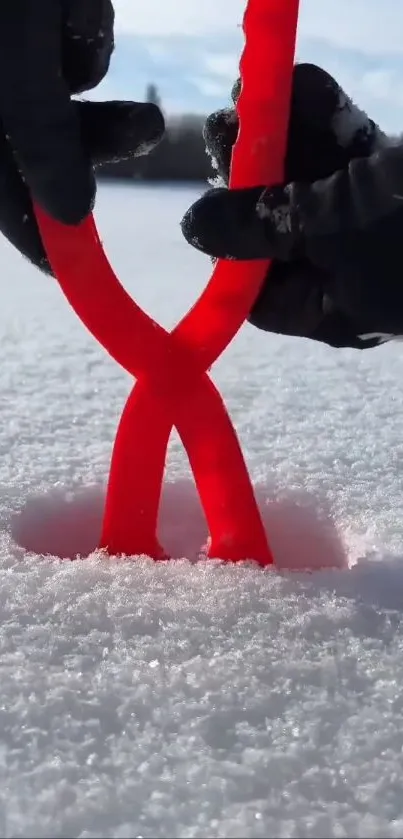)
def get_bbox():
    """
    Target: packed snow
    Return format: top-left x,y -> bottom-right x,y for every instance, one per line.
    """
1,183 -> 403,837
